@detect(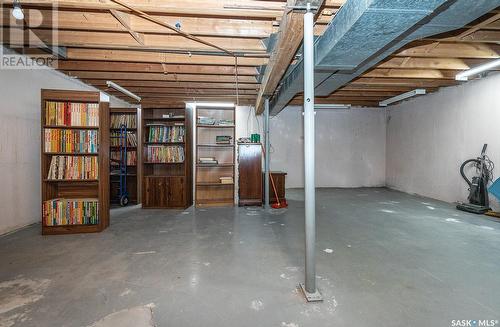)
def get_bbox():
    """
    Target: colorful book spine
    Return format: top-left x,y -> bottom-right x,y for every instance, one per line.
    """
45,101 -> 99,127
43,198 -> 99,226
110,114 -> 136,128
110,131 -> 137,147
148,126 -> 185,143
47,156 -> 99,180
110,151 -> 137,165
44,129 -> 98,153
145,145 -> 184,163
